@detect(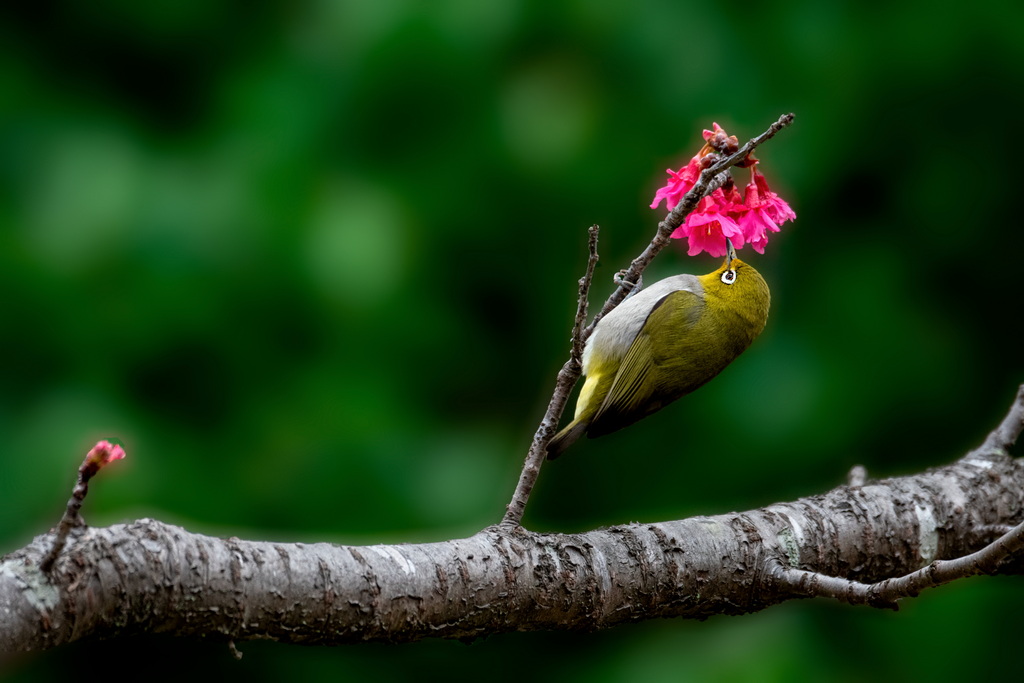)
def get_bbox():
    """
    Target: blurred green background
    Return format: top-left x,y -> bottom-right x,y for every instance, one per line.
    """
3,0 -> 1024,680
